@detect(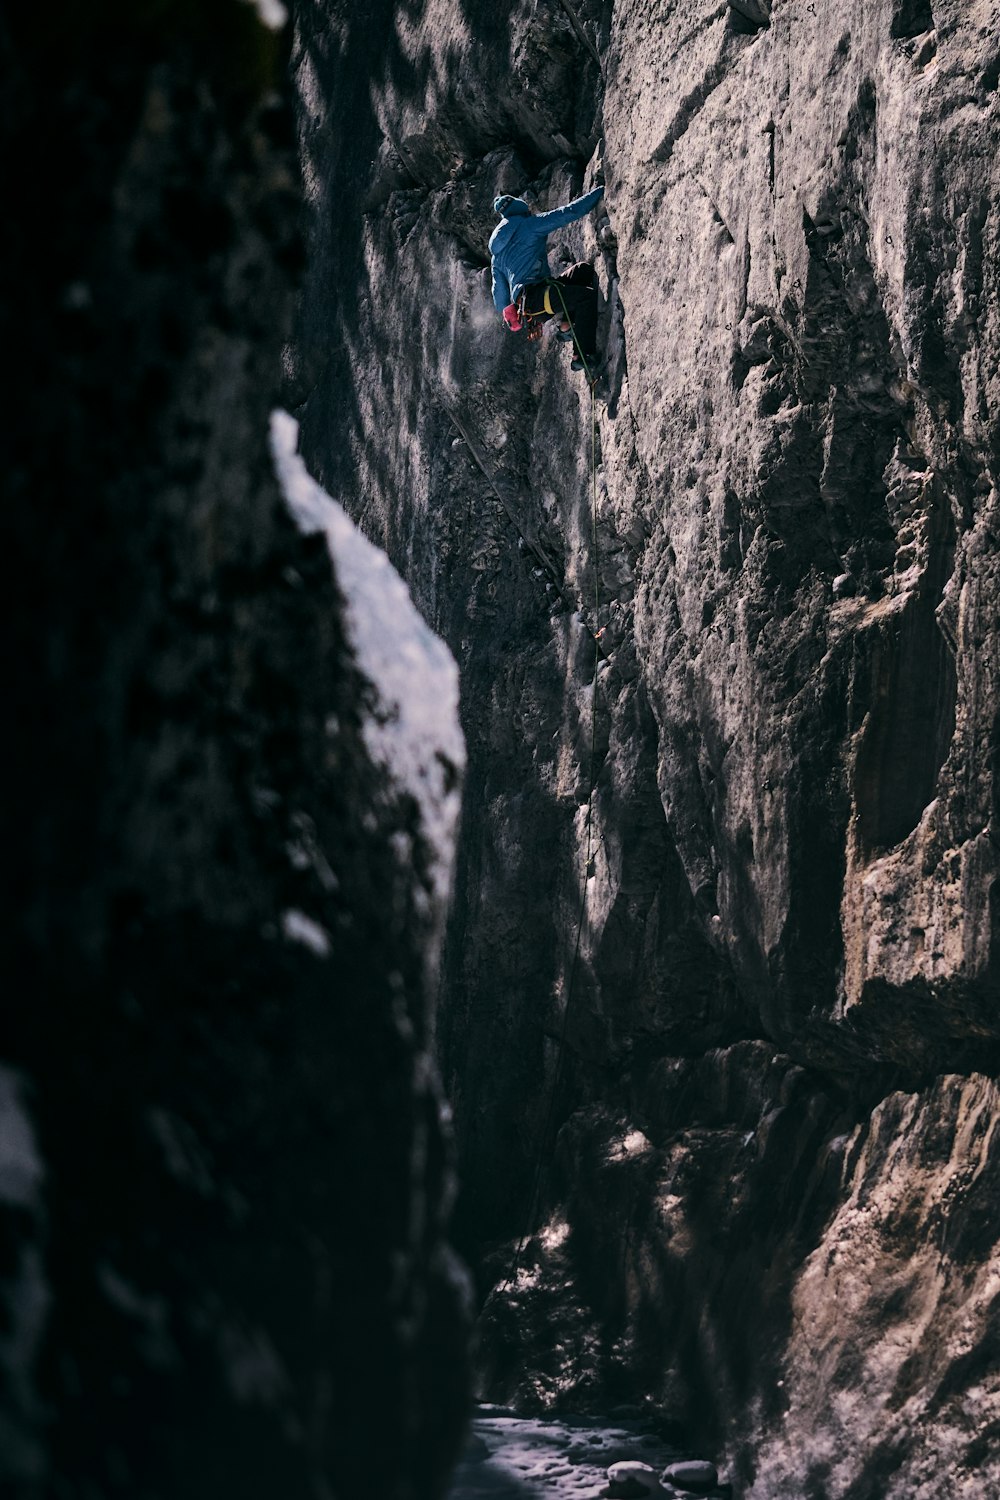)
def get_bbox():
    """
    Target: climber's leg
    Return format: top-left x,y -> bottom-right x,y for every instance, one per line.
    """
553,270 -> 598,367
